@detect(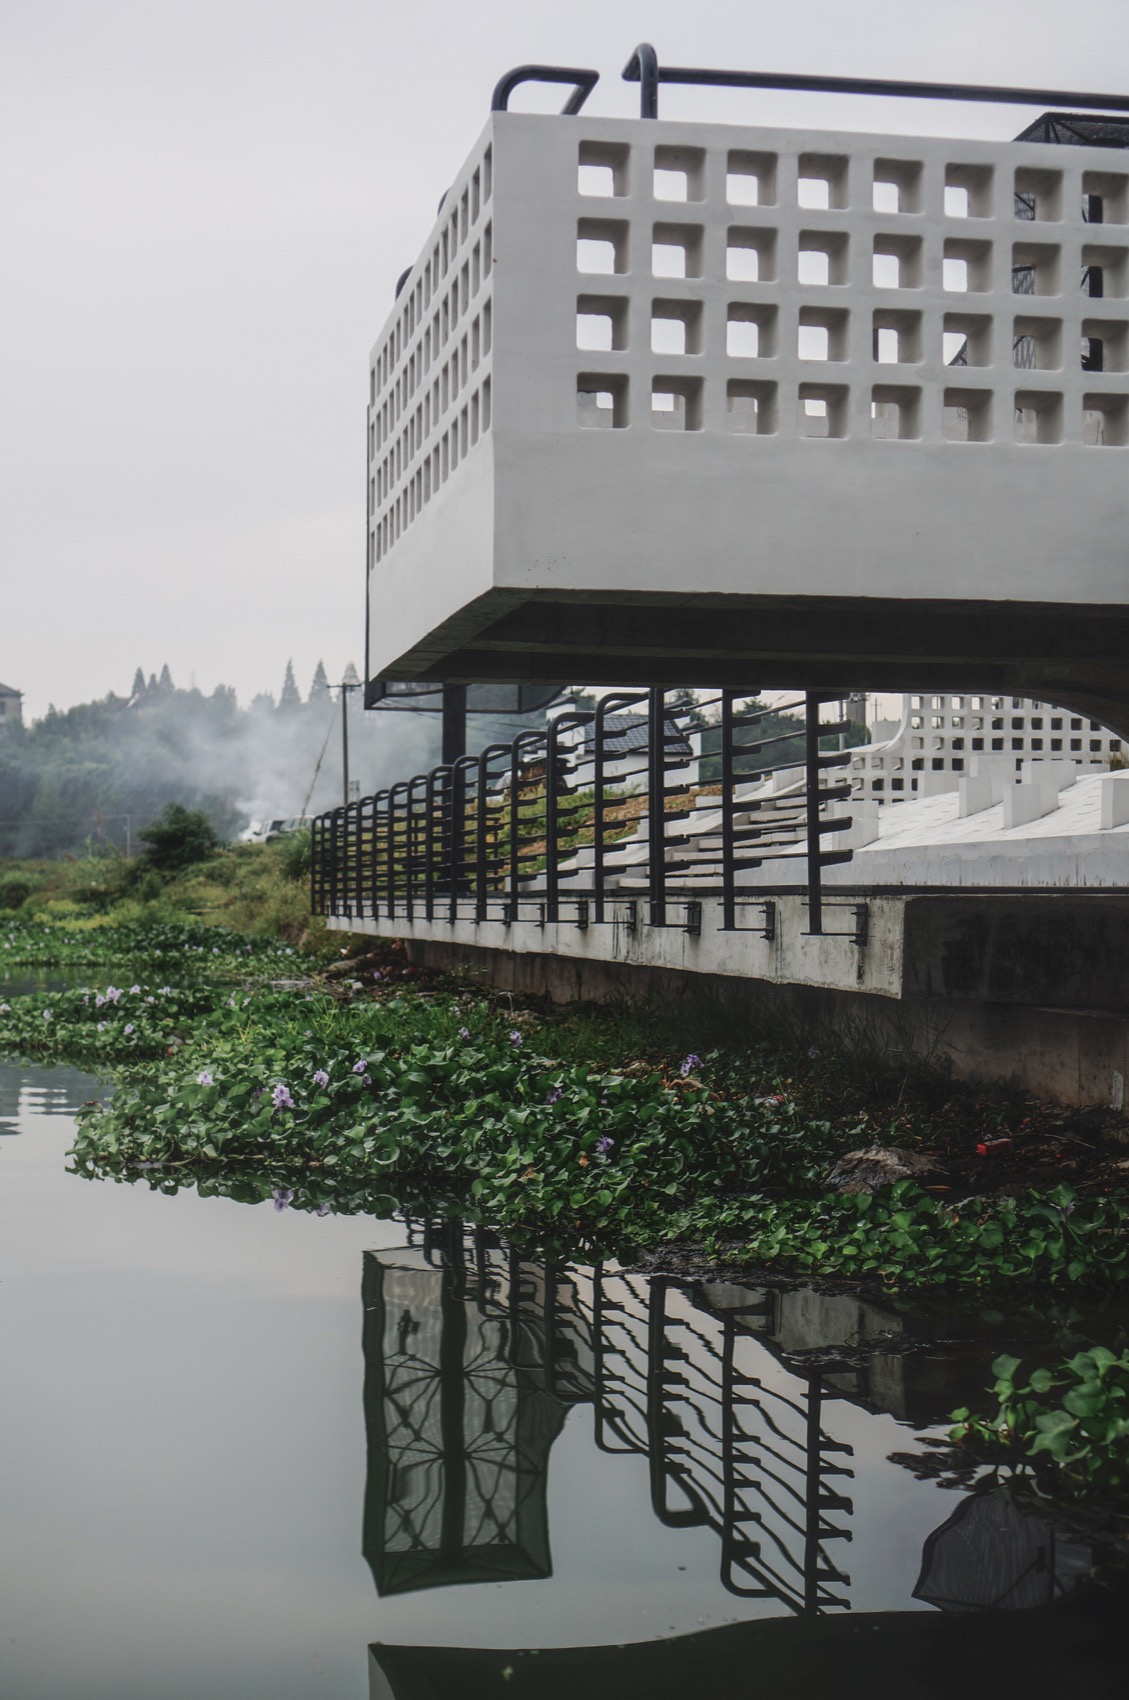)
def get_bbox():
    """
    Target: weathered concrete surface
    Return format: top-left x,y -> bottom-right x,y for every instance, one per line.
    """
330,905 -> 1129,1109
